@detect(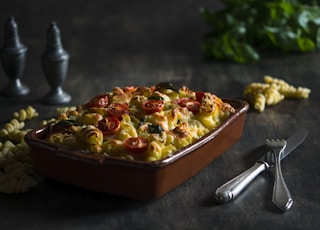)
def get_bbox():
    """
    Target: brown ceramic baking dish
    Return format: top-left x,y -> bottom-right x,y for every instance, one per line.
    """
25,99 -> 249,200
